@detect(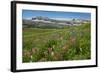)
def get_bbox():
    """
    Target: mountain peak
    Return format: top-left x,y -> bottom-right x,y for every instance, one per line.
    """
32,16 -> 49,21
